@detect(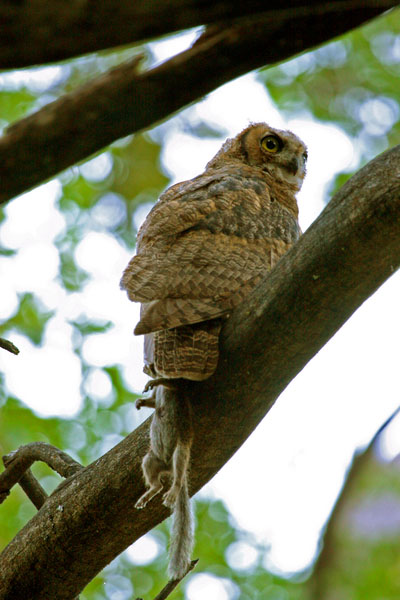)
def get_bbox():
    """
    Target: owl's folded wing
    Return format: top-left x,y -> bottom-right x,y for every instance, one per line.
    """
121,169 -> 294,334
122,230 -> 290,334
